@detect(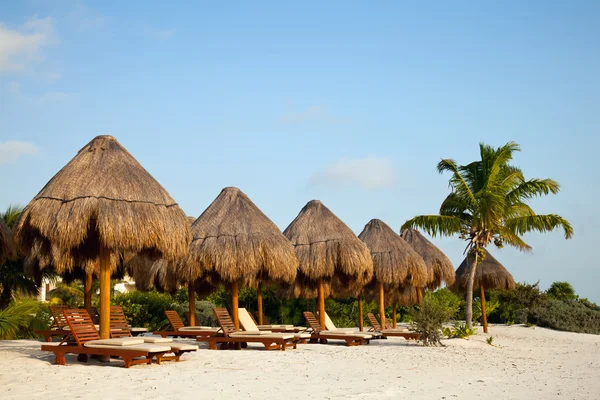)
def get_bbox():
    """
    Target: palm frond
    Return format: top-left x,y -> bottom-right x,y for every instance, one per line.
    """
401,215 -> 464,238
507,178 -> 561,203
436,159 -> 477,209
498,228 -> 532,251
505,214 -> 574,239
